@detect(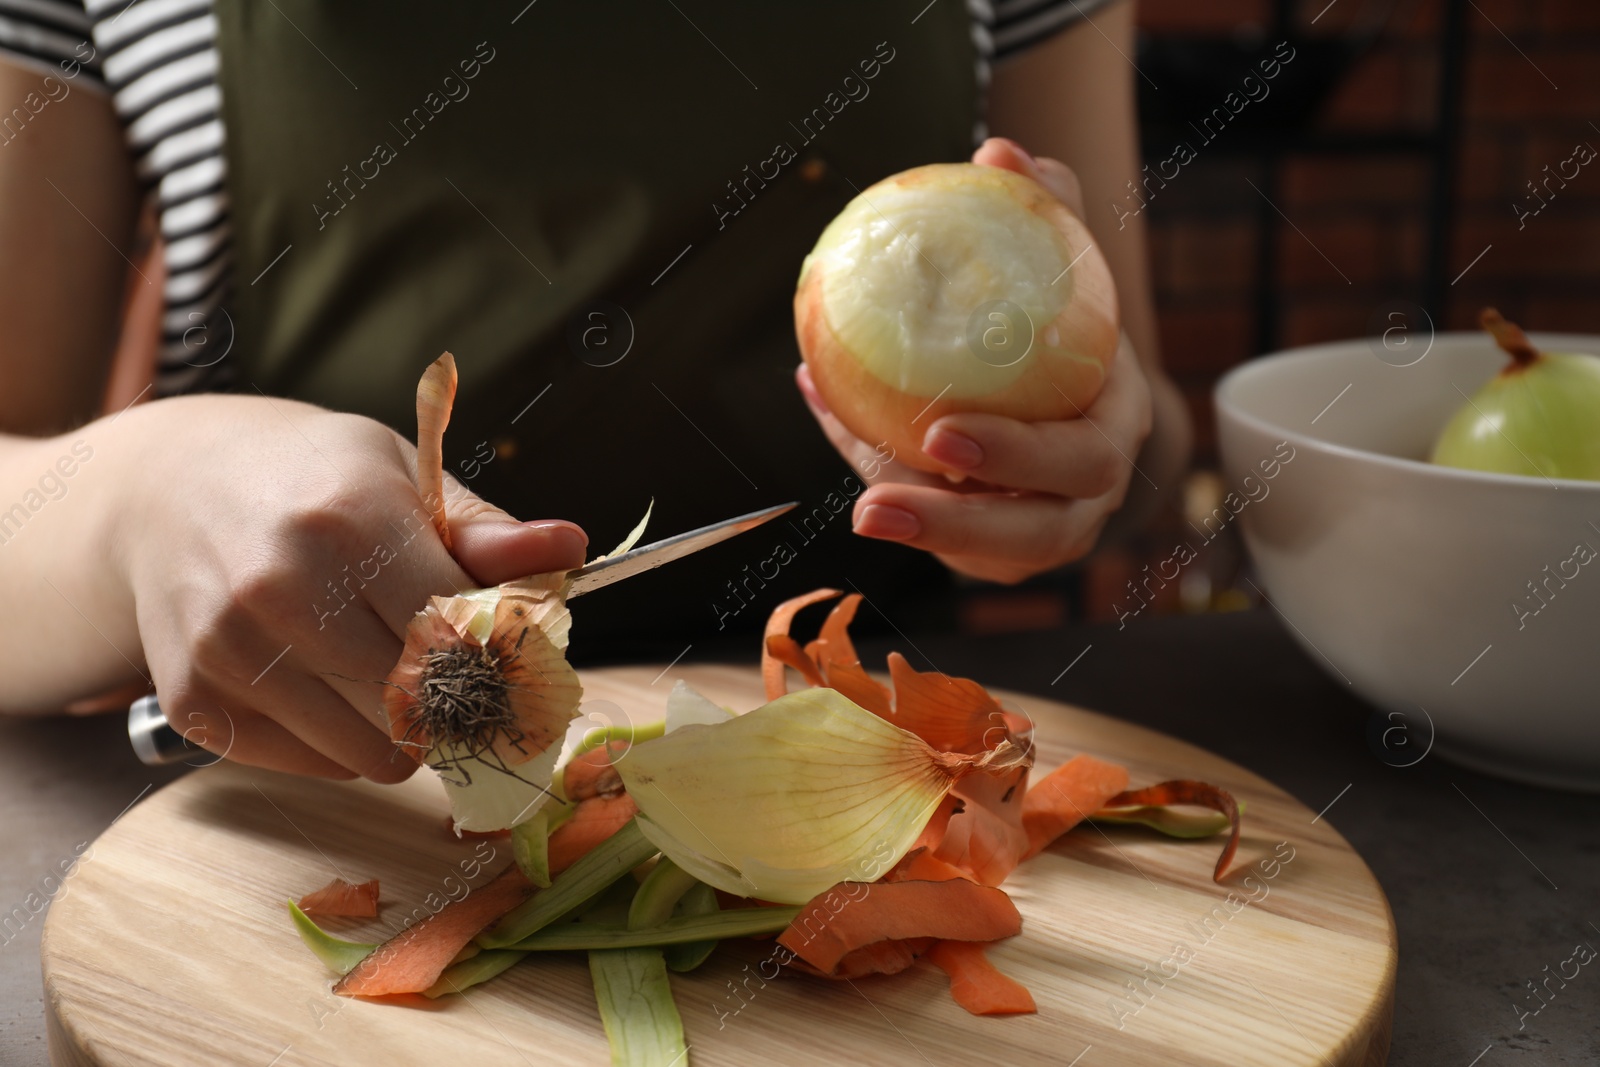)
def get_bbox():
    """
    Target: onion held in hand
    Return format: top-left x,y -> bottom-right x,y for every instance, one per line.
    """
794,162 -> 1120,474
1430,308 -> 1600,481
